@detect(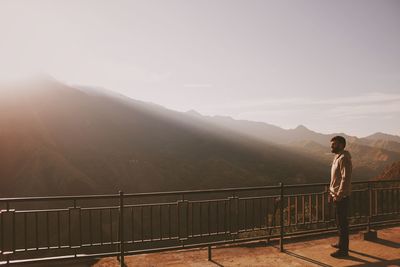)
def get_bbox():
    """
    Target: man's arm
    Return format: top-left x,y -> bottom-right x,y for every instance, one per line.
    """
336,156 -> 352,200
